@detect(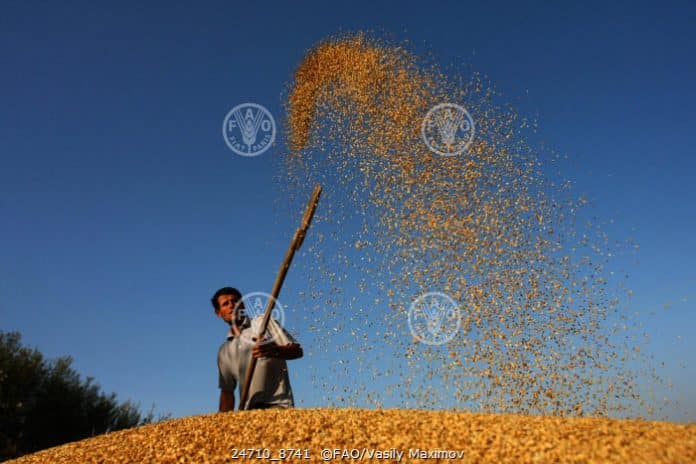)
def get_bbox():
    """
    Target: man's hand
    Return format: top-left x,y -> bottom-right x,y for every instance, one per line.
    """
252,340 -> 281,359
252,341 -> 303,360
